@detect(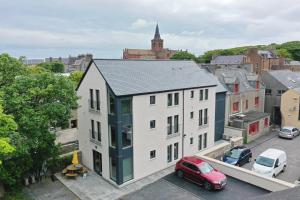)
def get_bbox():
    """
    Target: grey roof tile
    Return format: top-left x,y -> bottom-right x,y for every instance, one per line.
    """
93,59 -> 218,96
267,70 -> 300,89
211,55 -> 245,65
